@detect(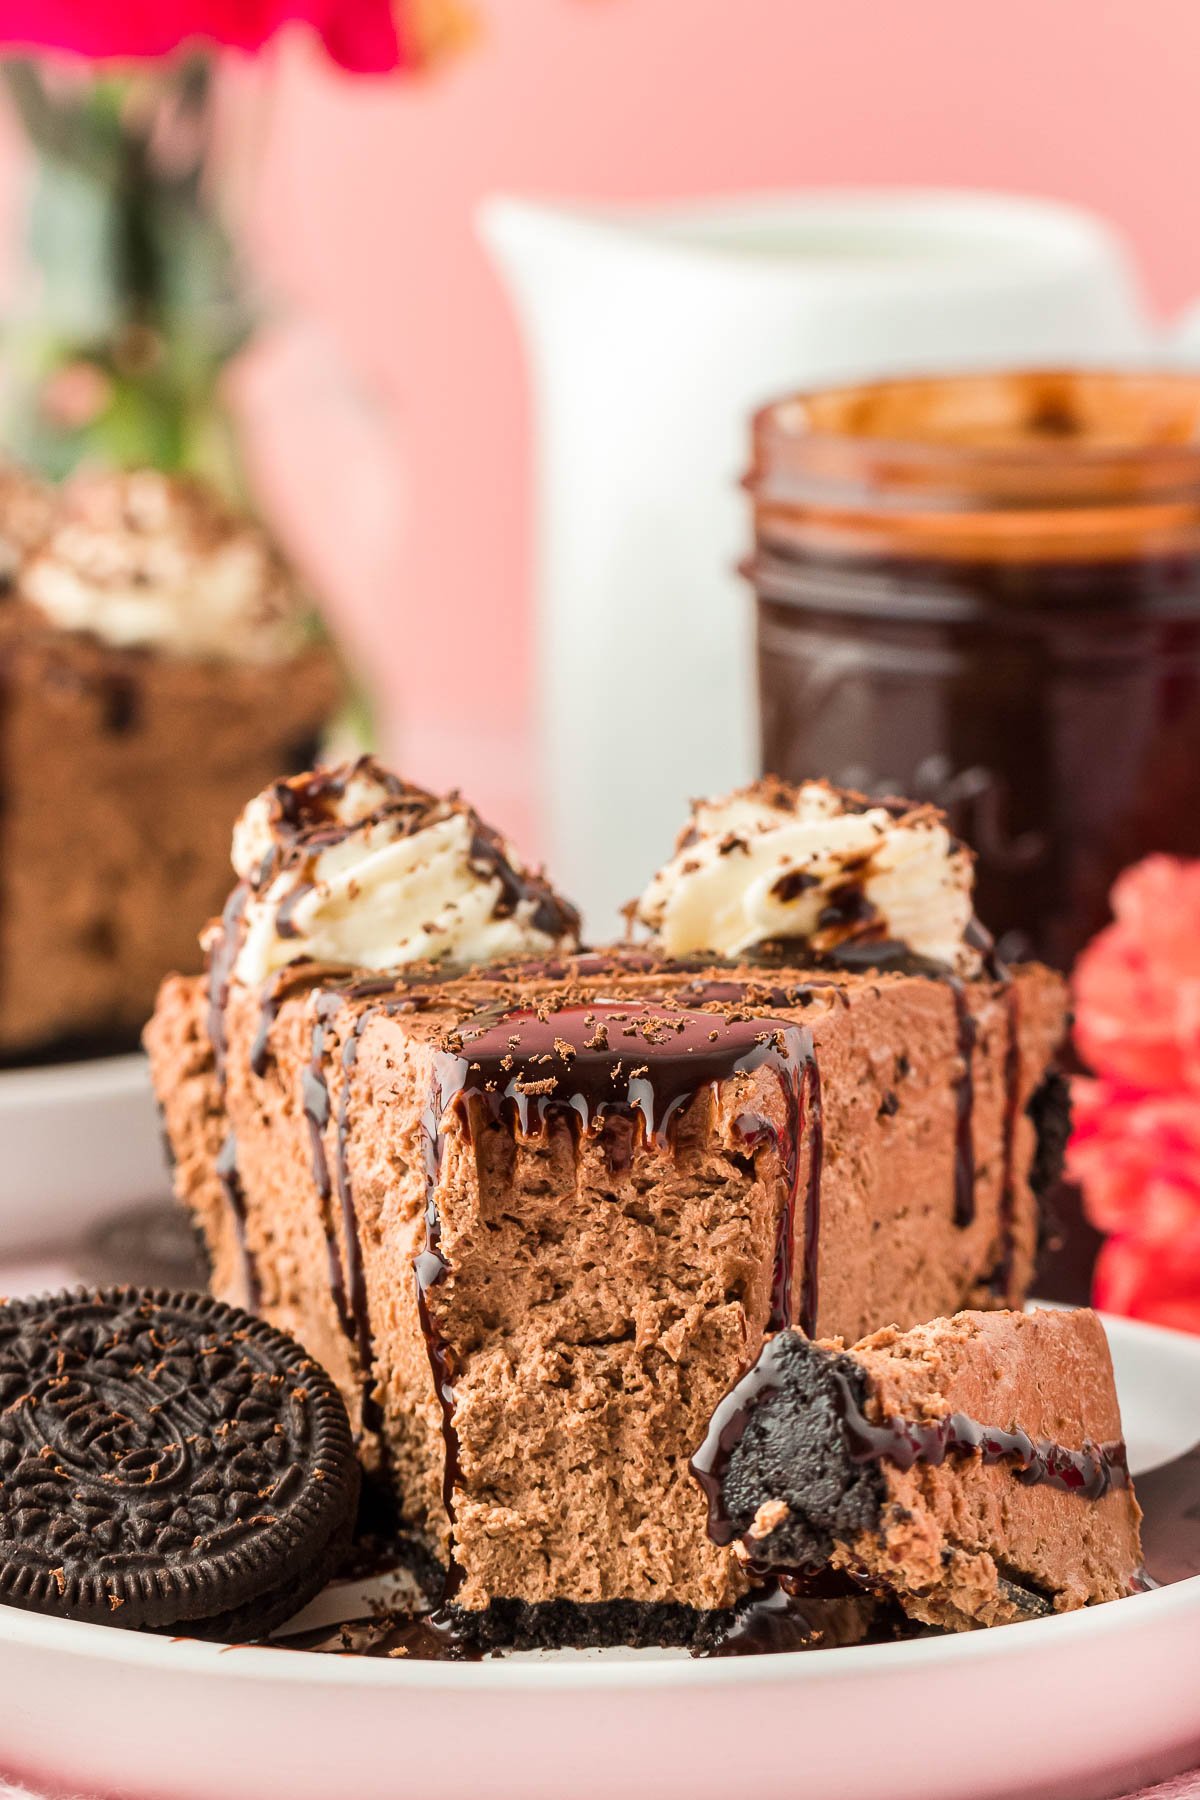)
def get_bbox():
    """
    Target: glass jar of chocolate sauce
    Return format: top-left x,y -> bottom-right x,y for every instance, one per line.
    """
746,370 -> 1200,969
